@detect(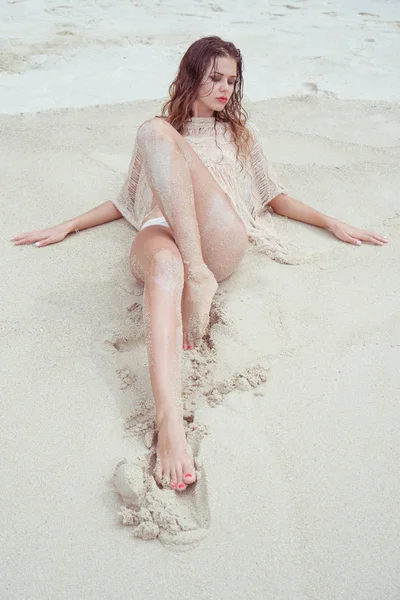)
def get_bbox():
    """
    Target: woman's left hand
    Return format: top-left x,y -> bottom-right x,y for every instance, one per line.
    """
327,218 -> 388,246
